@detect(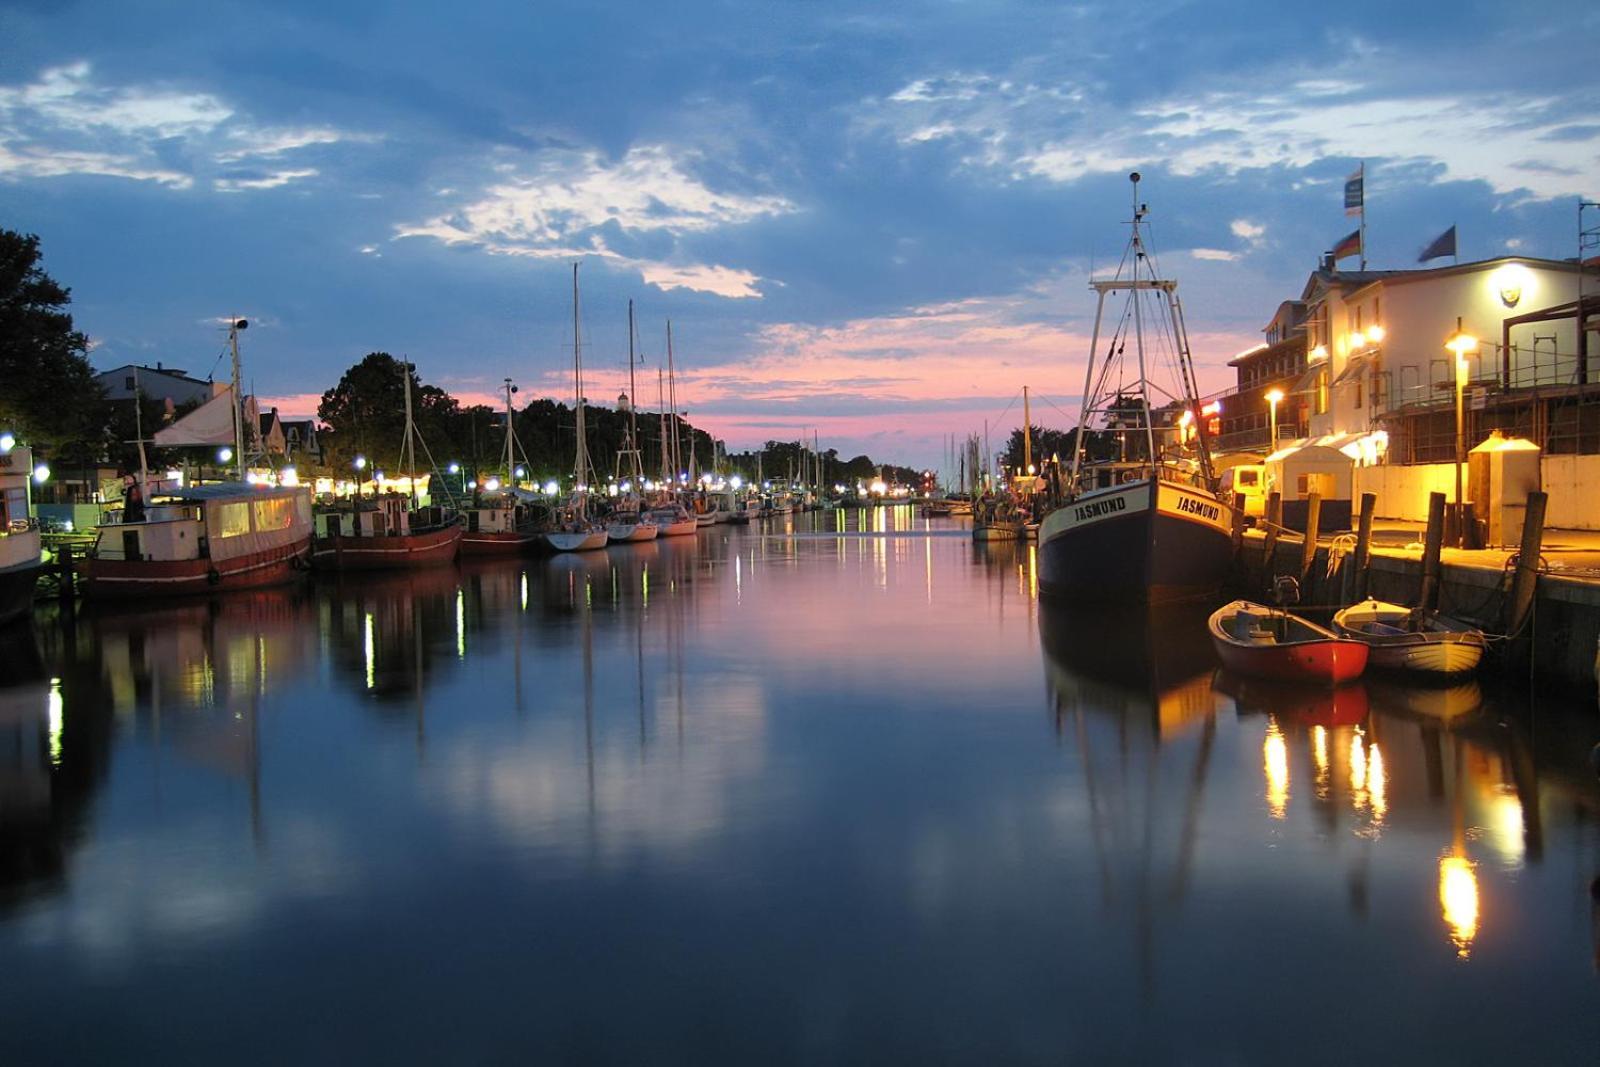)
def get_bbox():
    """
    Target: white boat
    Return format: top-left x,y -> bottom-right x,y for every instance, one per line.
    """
0,442 -> 43,625
1039,174 -> 1234,604
607,511 -> 660,544
544,262 -> 608,554
649,503 -> 698,537
1331,598 -> 1487,676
